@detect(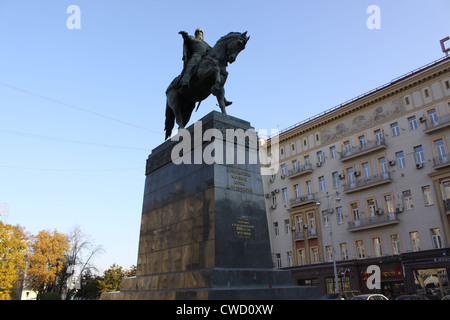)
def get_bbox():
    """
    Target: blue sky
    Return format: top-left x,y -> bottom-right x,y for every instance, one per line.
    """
1,0 -> 449,273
